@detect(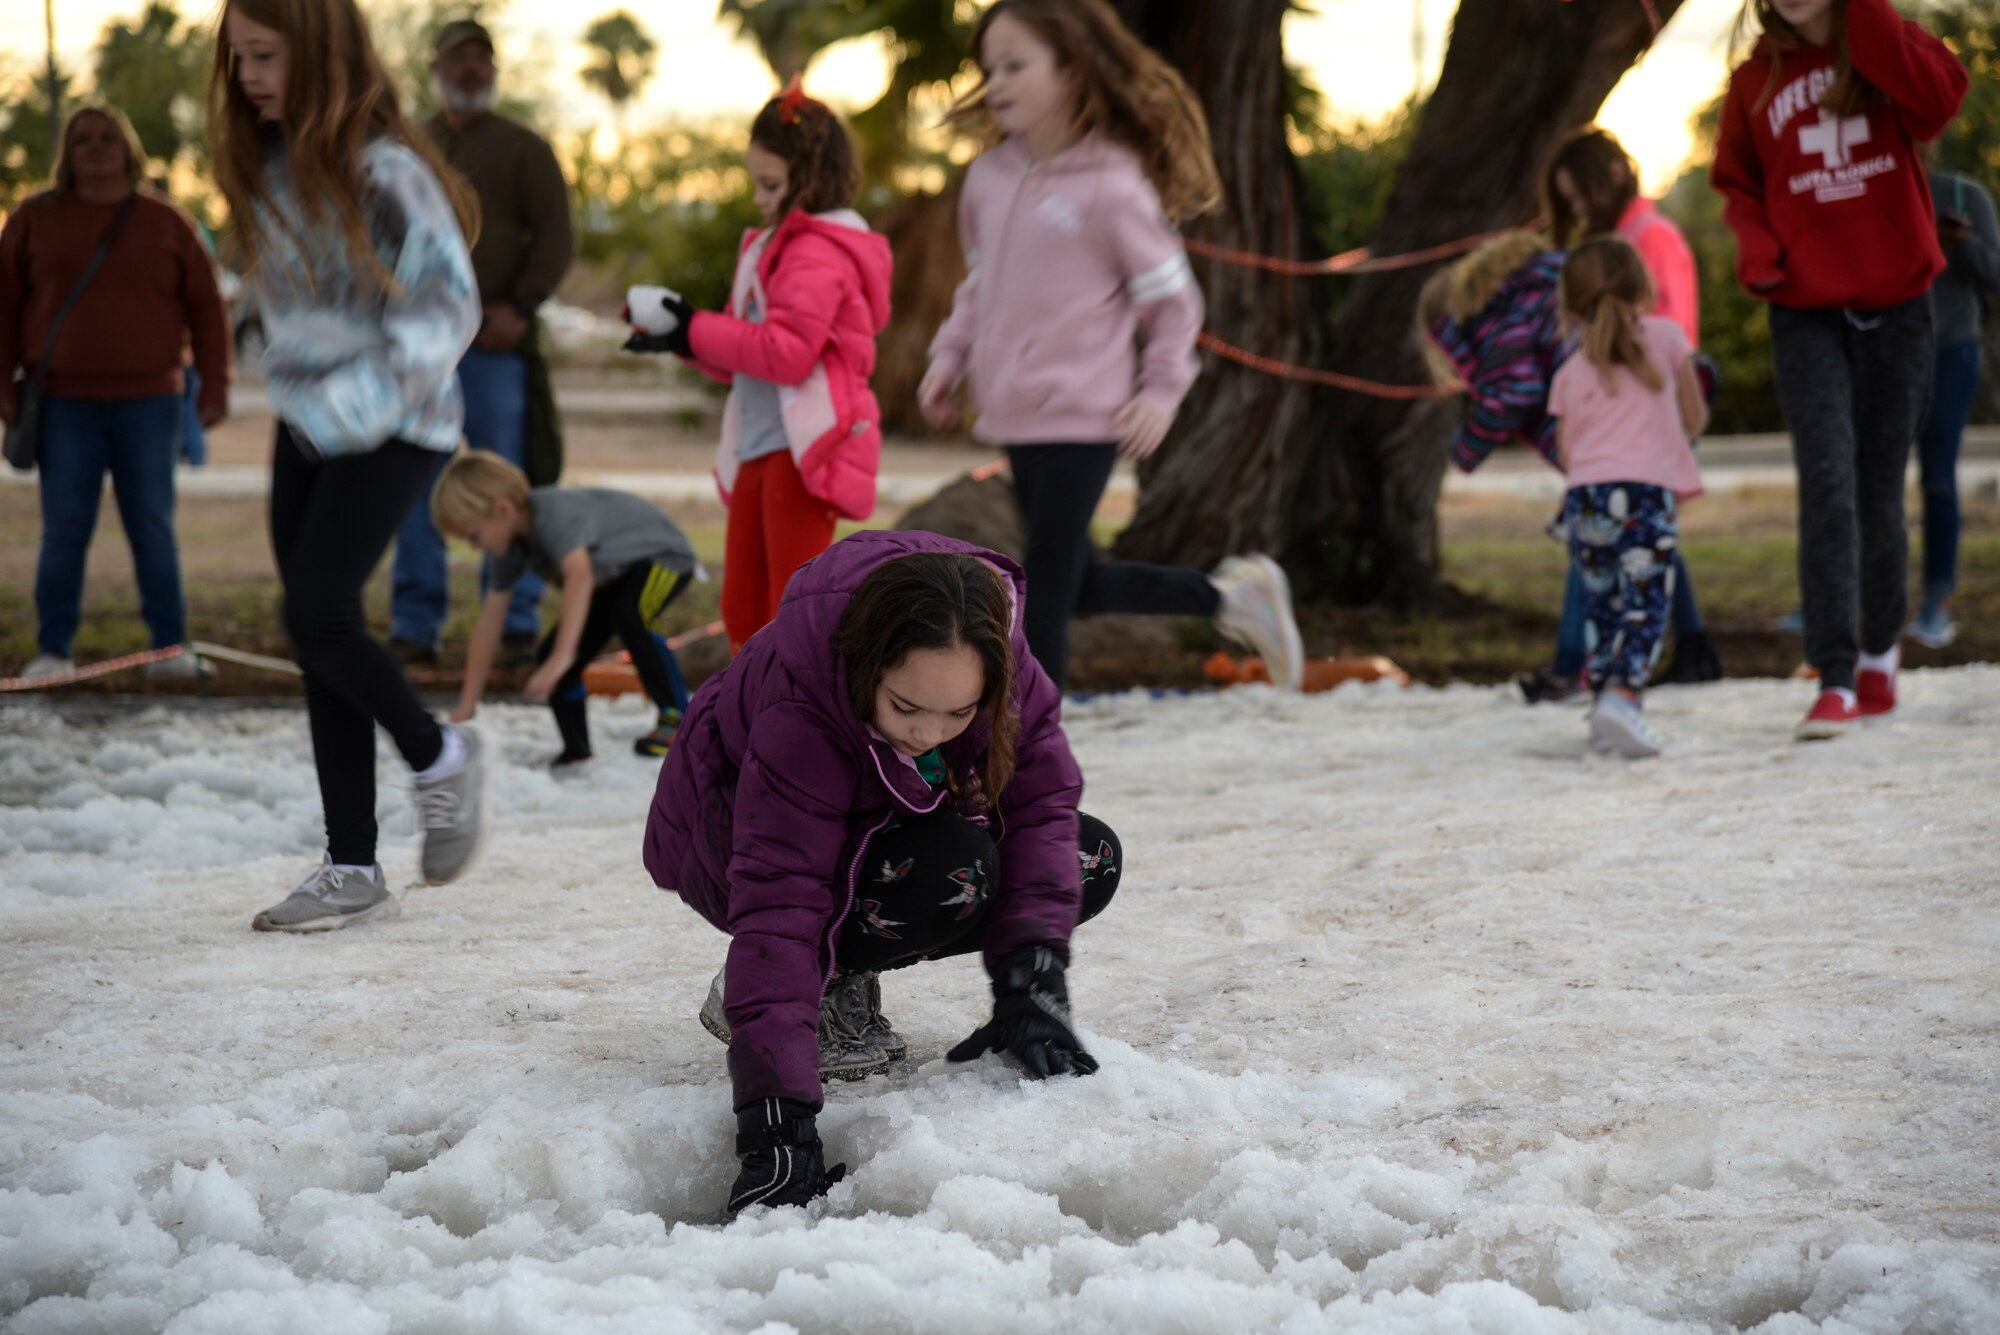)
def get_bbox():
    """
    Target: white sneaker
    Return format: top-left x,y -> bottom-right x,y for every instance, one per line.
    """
146,648 -> 208,681
1212,554 -> 1305,691
1589,692 -> 1662,759
19,654 -> 73,681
